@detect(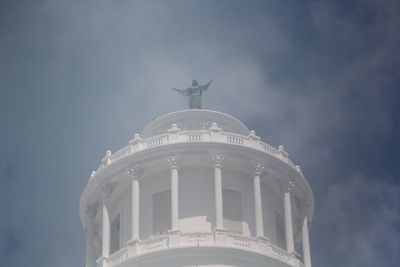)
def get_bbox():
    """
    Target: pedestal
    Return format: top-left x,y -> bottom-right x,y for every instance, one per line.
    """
127,239 -> 140,257
168,230 -> 181,247
214,228 -> 228,245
